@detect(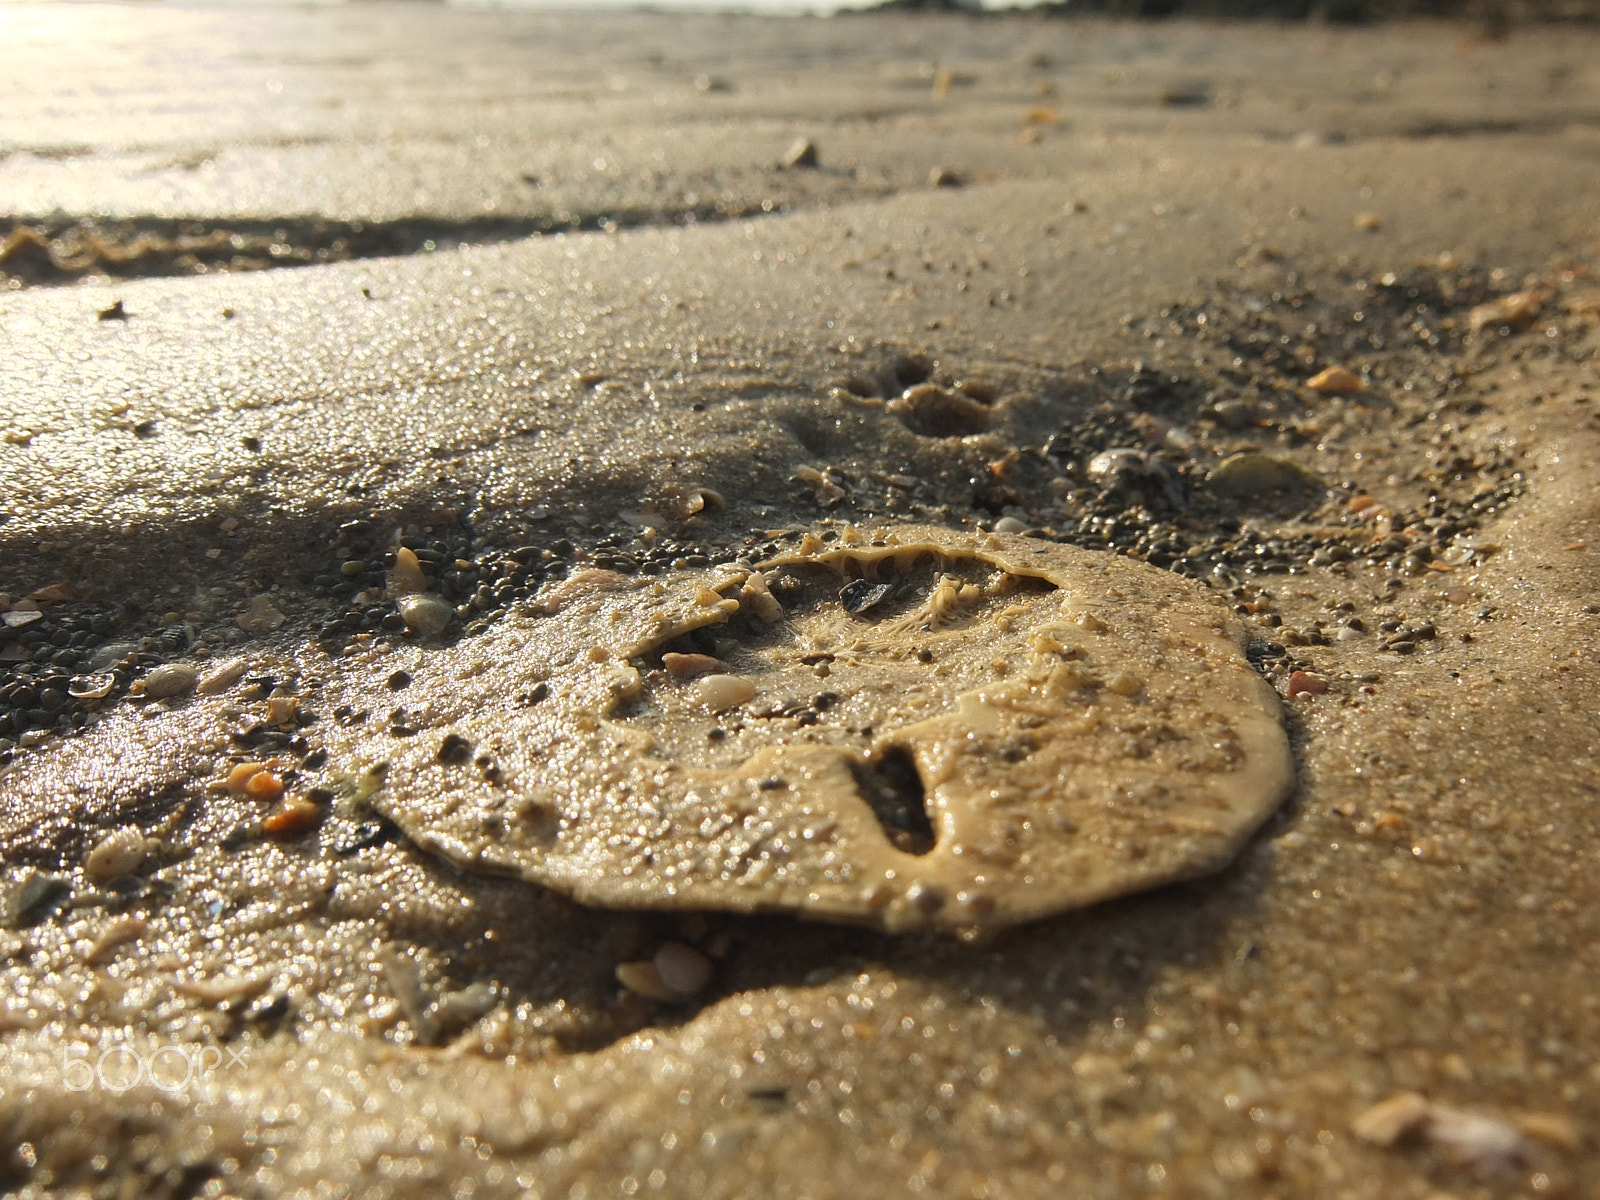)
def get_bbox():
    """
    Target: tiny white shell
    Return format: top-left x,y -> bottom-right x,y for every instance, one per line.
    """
84,827 -> 149,881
